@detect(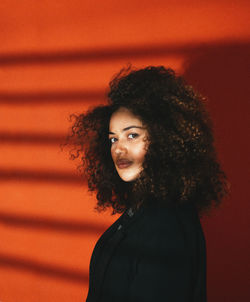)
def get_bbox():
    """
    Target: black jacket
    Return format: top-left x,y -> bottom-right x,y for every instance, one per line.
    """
86,201 -> 207,302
